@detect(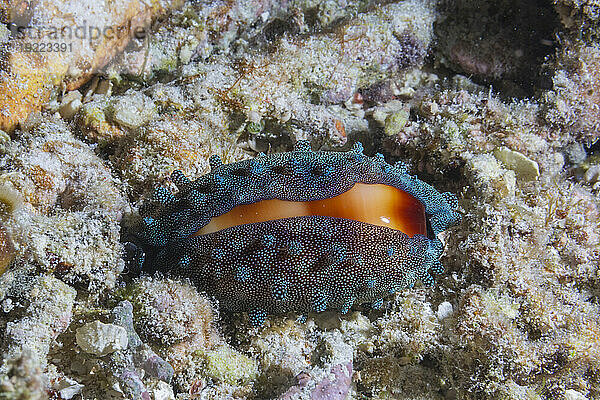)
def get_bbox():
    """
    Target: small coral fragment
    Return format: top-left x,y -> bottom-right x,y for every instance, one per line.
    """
75,321 -> 128,356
